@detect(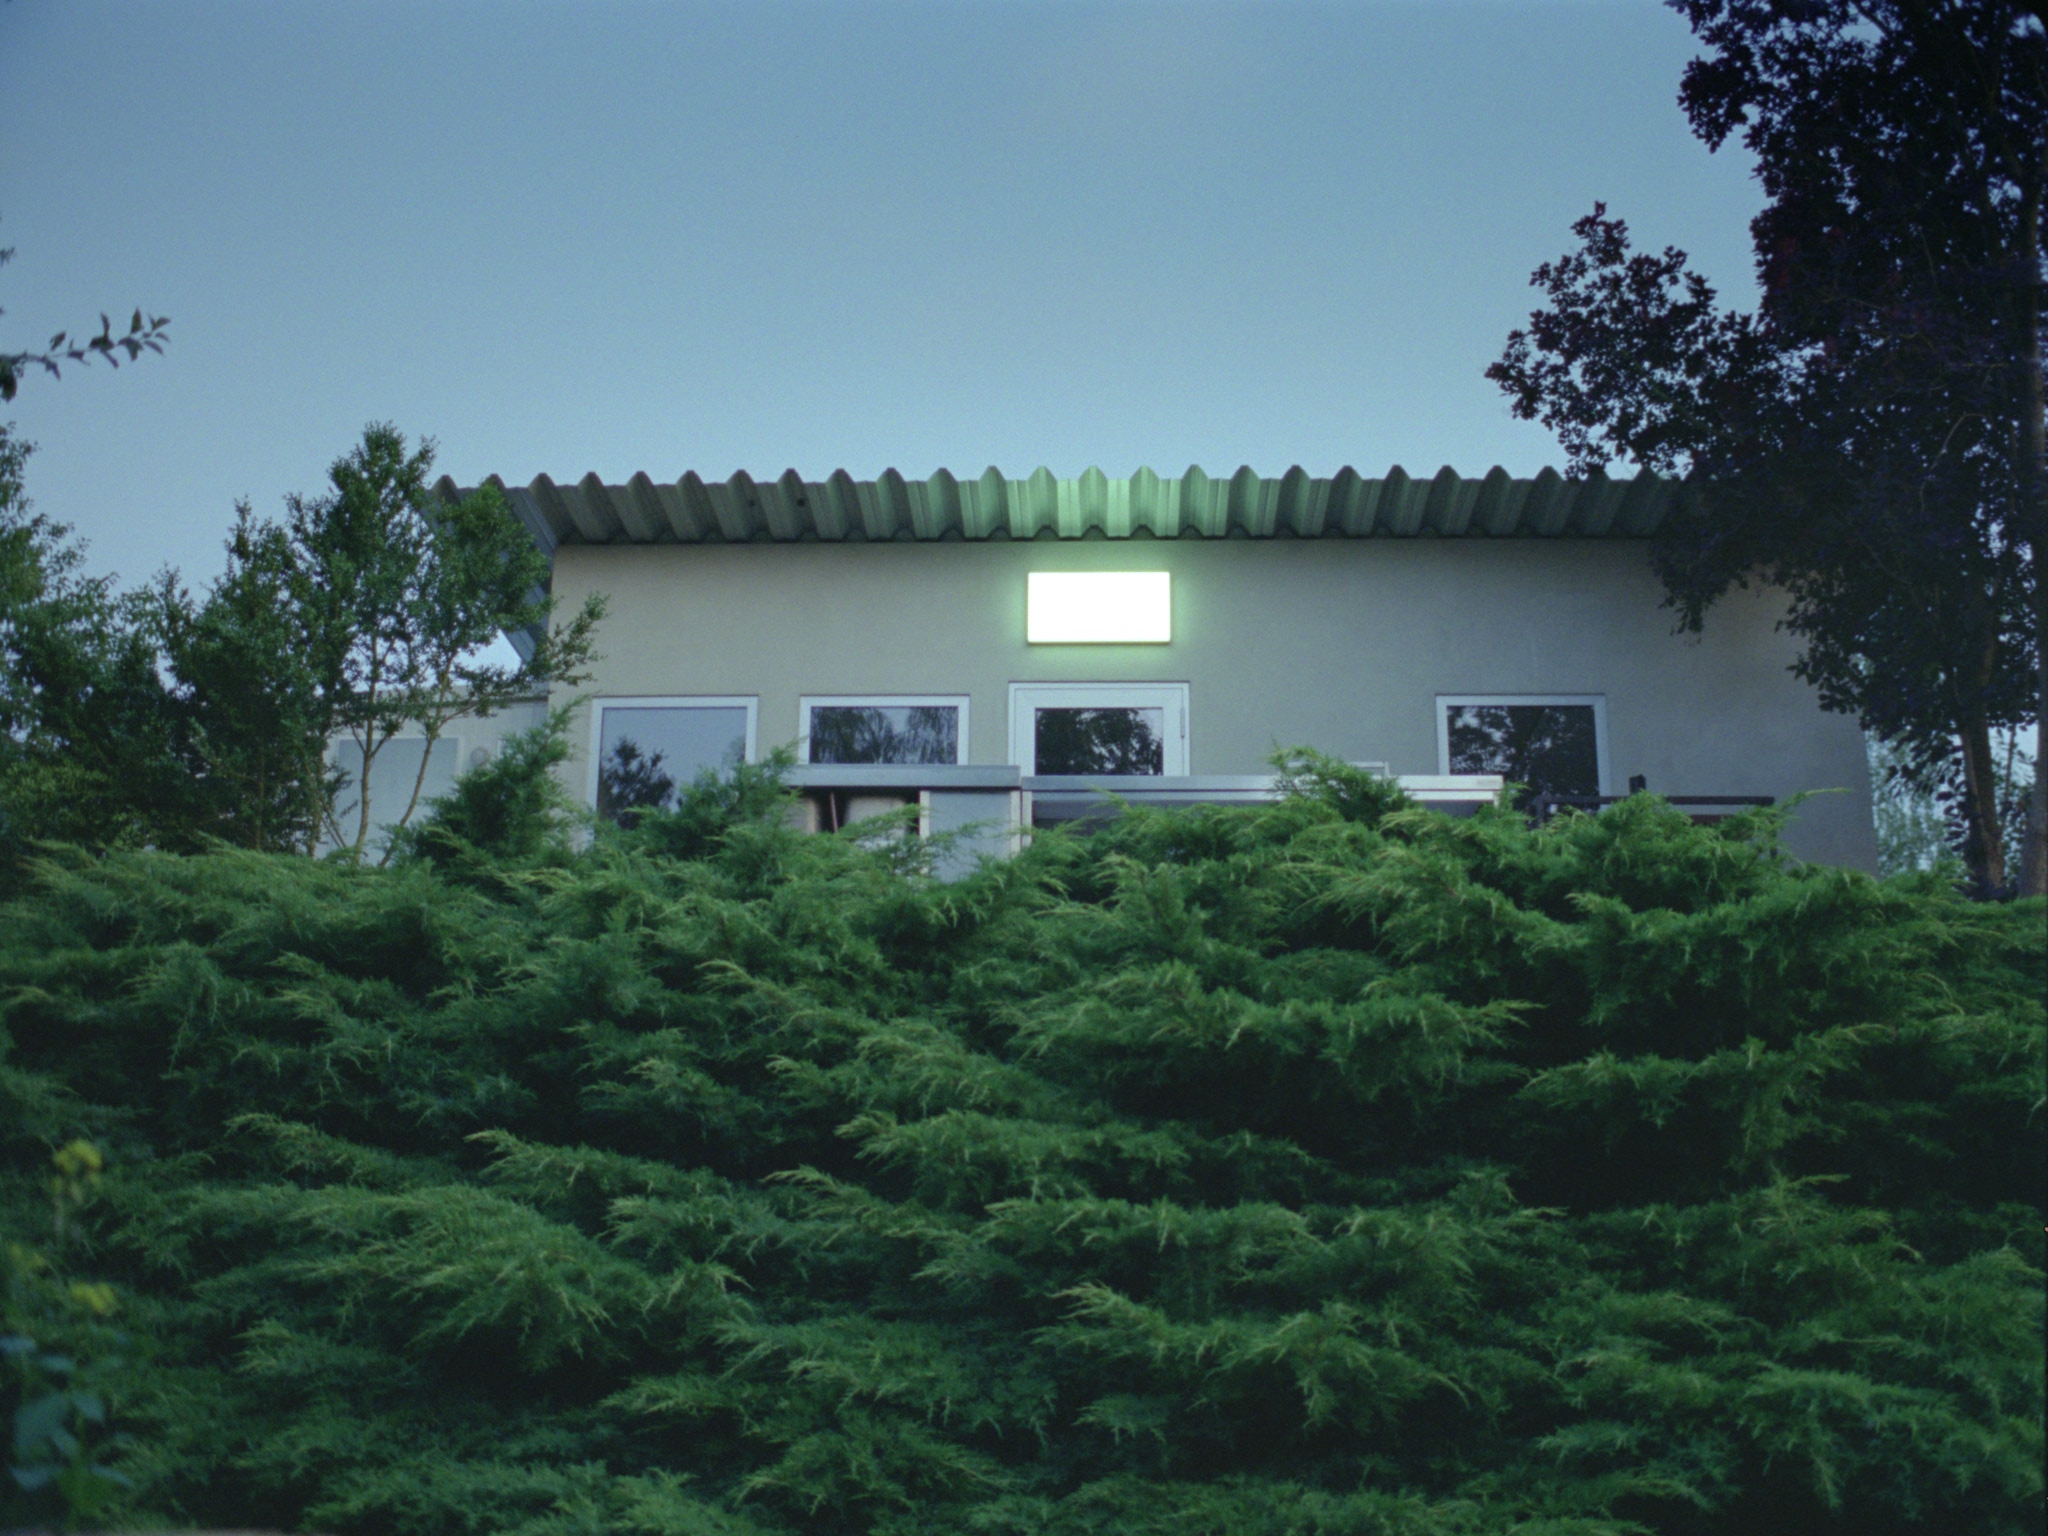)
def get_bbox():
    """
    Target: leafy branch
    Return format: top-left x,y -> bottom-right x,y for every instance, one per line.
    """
0,309 -> 171,403
2,238 -> 169,401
